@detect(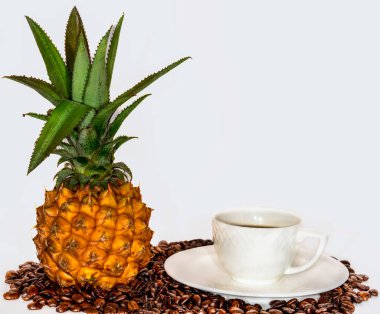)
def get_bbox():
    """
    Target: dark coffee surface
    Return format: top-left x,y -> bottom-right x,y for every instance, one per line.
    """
3,239 -> 378,313
225,223 -> 278,228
